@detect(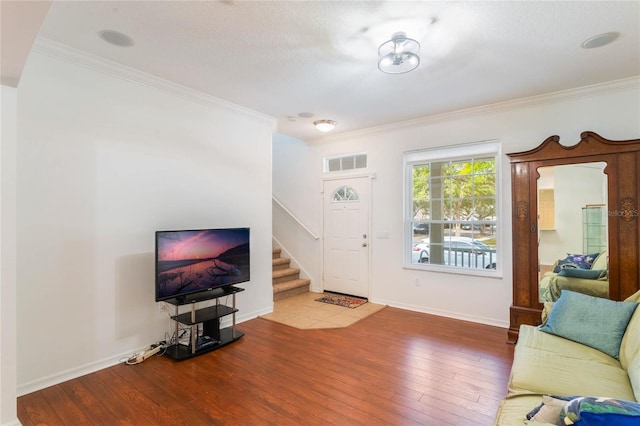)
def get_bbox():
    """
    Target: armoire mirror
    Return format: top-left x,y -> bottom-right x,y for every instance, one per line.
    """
507,132 -> 640,343
537,163 -> 608,303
